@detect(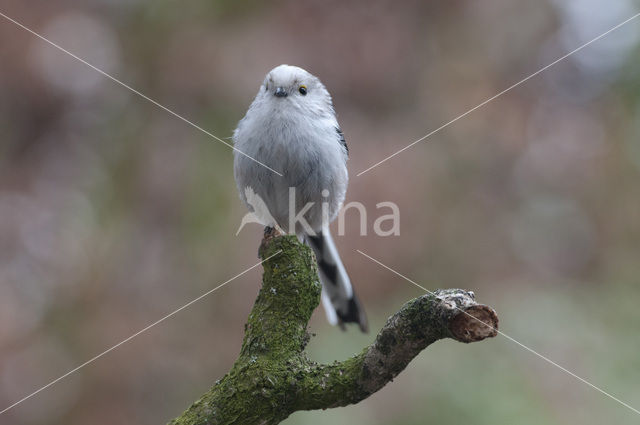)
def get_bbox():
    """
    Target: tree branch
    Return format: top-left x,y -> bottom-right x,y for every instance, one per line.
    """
169,233 -> 498,425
